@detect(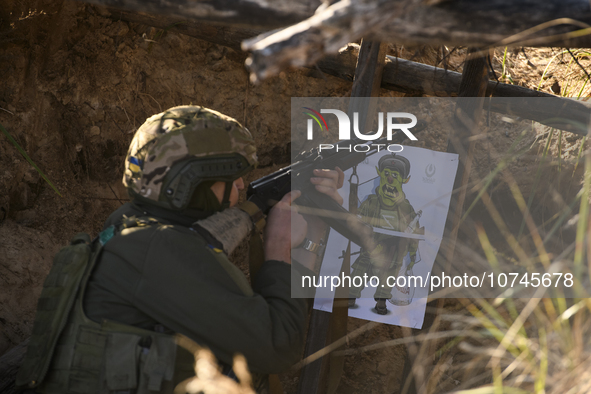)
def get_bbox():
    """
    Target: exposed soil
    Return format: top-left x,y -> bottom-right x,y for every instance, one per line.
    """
0,1 -> 588,393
